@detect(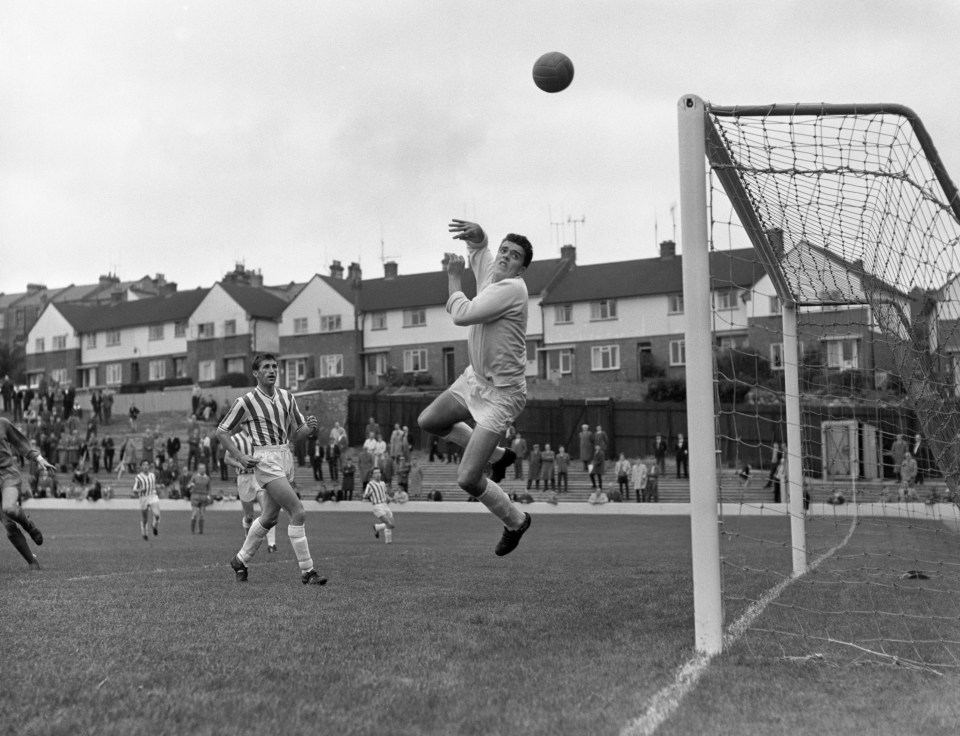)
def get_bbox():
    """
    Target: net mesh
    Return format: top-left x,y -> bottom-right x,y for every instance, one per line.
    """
702,103 -> 960,672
